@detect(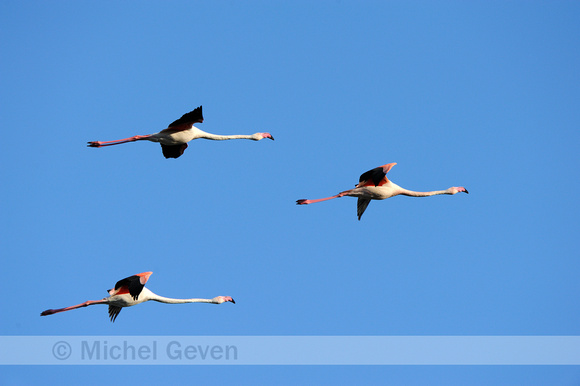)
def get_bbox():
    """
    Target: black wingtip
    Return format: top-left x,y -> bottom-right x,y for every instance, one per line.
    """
197,105 -> 204,122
